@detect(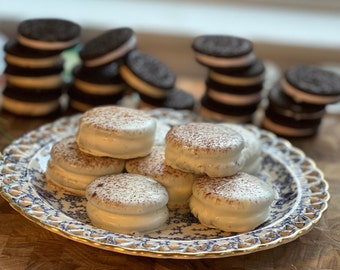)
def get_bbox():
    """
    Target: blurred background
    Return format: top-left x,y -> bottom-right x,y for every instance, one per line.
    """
1,0 -> 340,78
